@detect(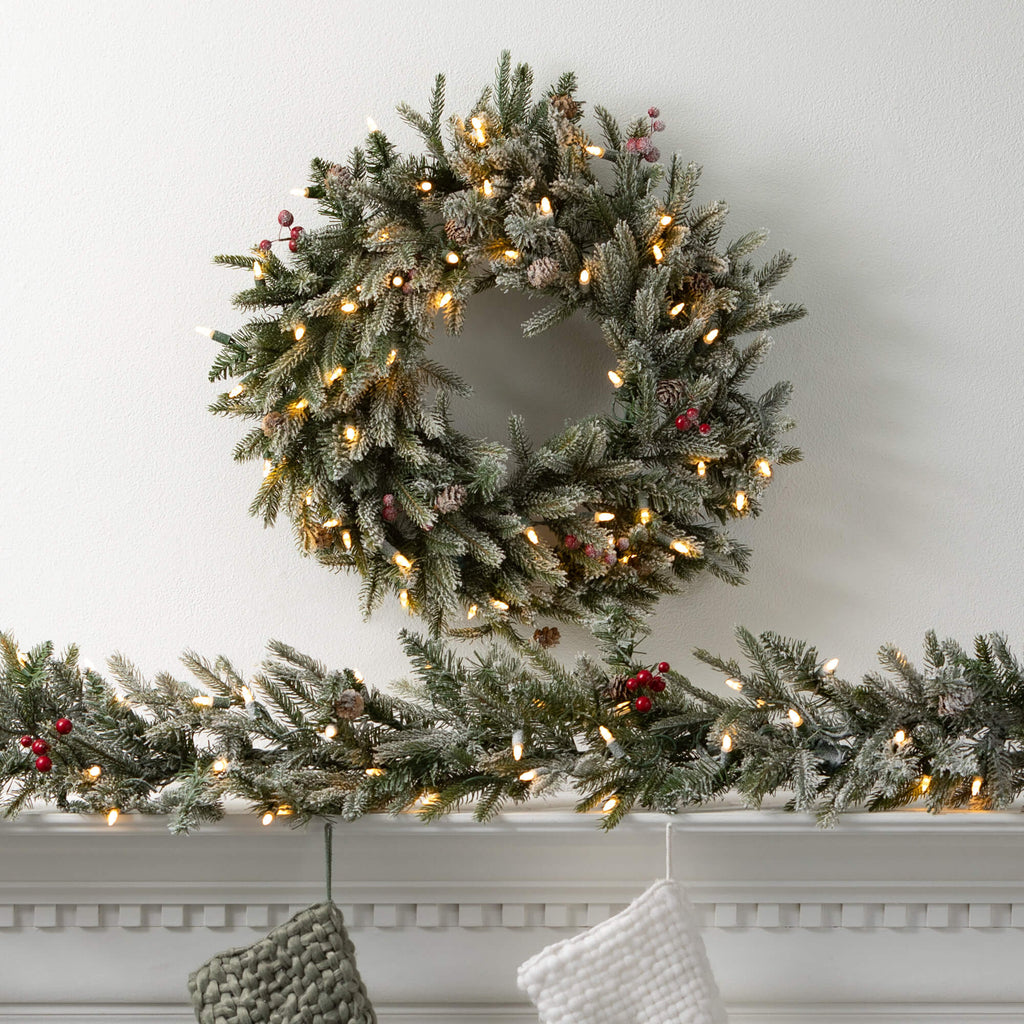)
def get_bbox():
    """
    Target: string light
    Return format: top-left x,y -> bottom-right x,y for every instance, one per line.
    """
972,777 -> 983,797
211,759 -> 228,773
392,274 -> 404,287
512,730 -> 524,761
756,459 -> 772,478
584,144 -> 604,157
326,366 -> 346,384
594,511 -> 615,523
601,797 -> 619,813
263,459 -> 273,478
721,733 -> 733,752
86,765 -> 102,779
304,489 -> 314,506
293,324 -> 306,341
323,519 -> 340,528
366,116 -> 379,132
290,186 -> 310,197
519,769 -> 538,782
822,658 -> 840,674
525,527 -> 540,544
652,244 -> 664,262
482,178 -> 494,196
228,384 -> 245,398
292,398 -> 309,412
735,491 -> 747,512
703,328 -> 719,344
261,811 -> 274,826
920,775 -> 931,793
445,251 -> 460,264
579,268 -> 590,286
192,695 -> 214,708
659,214 -> 673,227
726,678 -> 744,691
387,349 -> 398,365
399,589 -> 410,609
788,708 -> 803,727
539,196 -> 552,215
696,461 -> 707,477
437,291 -> 453,308
598,725 -> 625,758
365,767 -> 385,776
669,301 -> 685,317
323,723 -> 338,739
252,260 -> 265,281
340,301 -> 358,313
344,425 -> 358,442
607,369 -> 623,388
639,508 -> 652,525
393,551 -> 412,570
670,539 -> 695,556
341,530 -> 352,550
490,598 -> 510,611
276,805 -> 294,817
471,116 -> 486,145
240,685 -> 254,705
503,249 -> 519,261
106,809 -> 120,827
893,729 -> 907,745
418,180 -> 432,192
467,603 -> 478,619
196,326 -> 215,338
